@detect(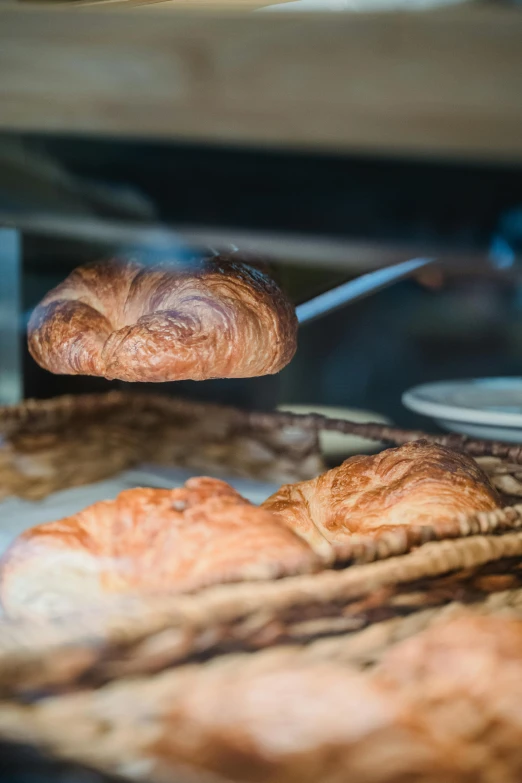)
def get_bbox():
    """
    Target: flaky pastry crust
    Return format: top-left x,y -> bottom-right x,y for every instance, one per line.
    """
27,257 -> 297,382
263,441 -> 501,554
0,478 -> 318,618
